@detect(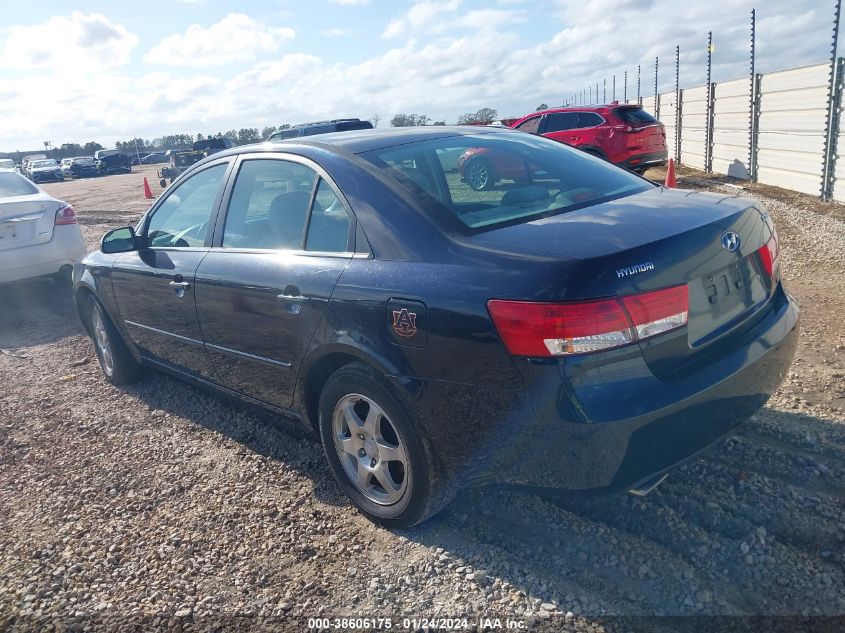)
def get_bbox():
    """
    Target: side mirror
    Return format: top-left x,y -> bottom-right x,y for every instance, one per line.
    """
101,226 -> 138,254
